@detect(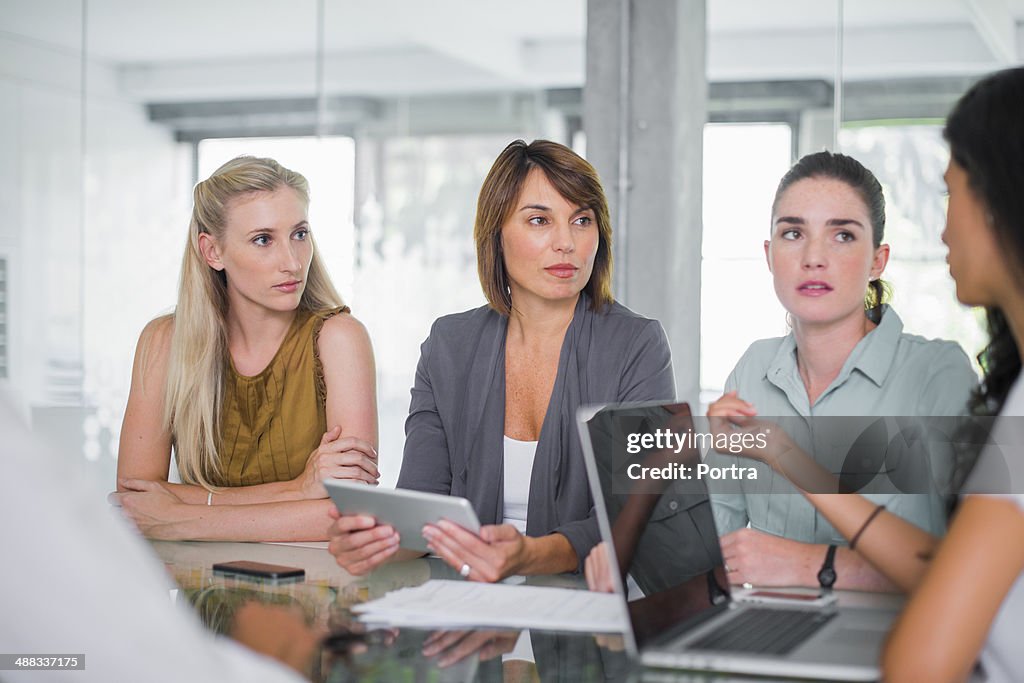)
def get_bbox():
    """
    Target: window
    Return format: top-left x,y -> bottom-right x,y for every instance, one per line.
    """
350,135 -> 500,486
700,123 -> 793,403
198,137 -> 357,295
839,123 -> 985,369
197,134 -> 501,486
